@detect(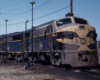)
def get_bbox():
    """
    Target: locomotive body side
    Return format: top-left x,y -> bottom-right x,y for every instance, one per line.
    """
31,21 -> 54,63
